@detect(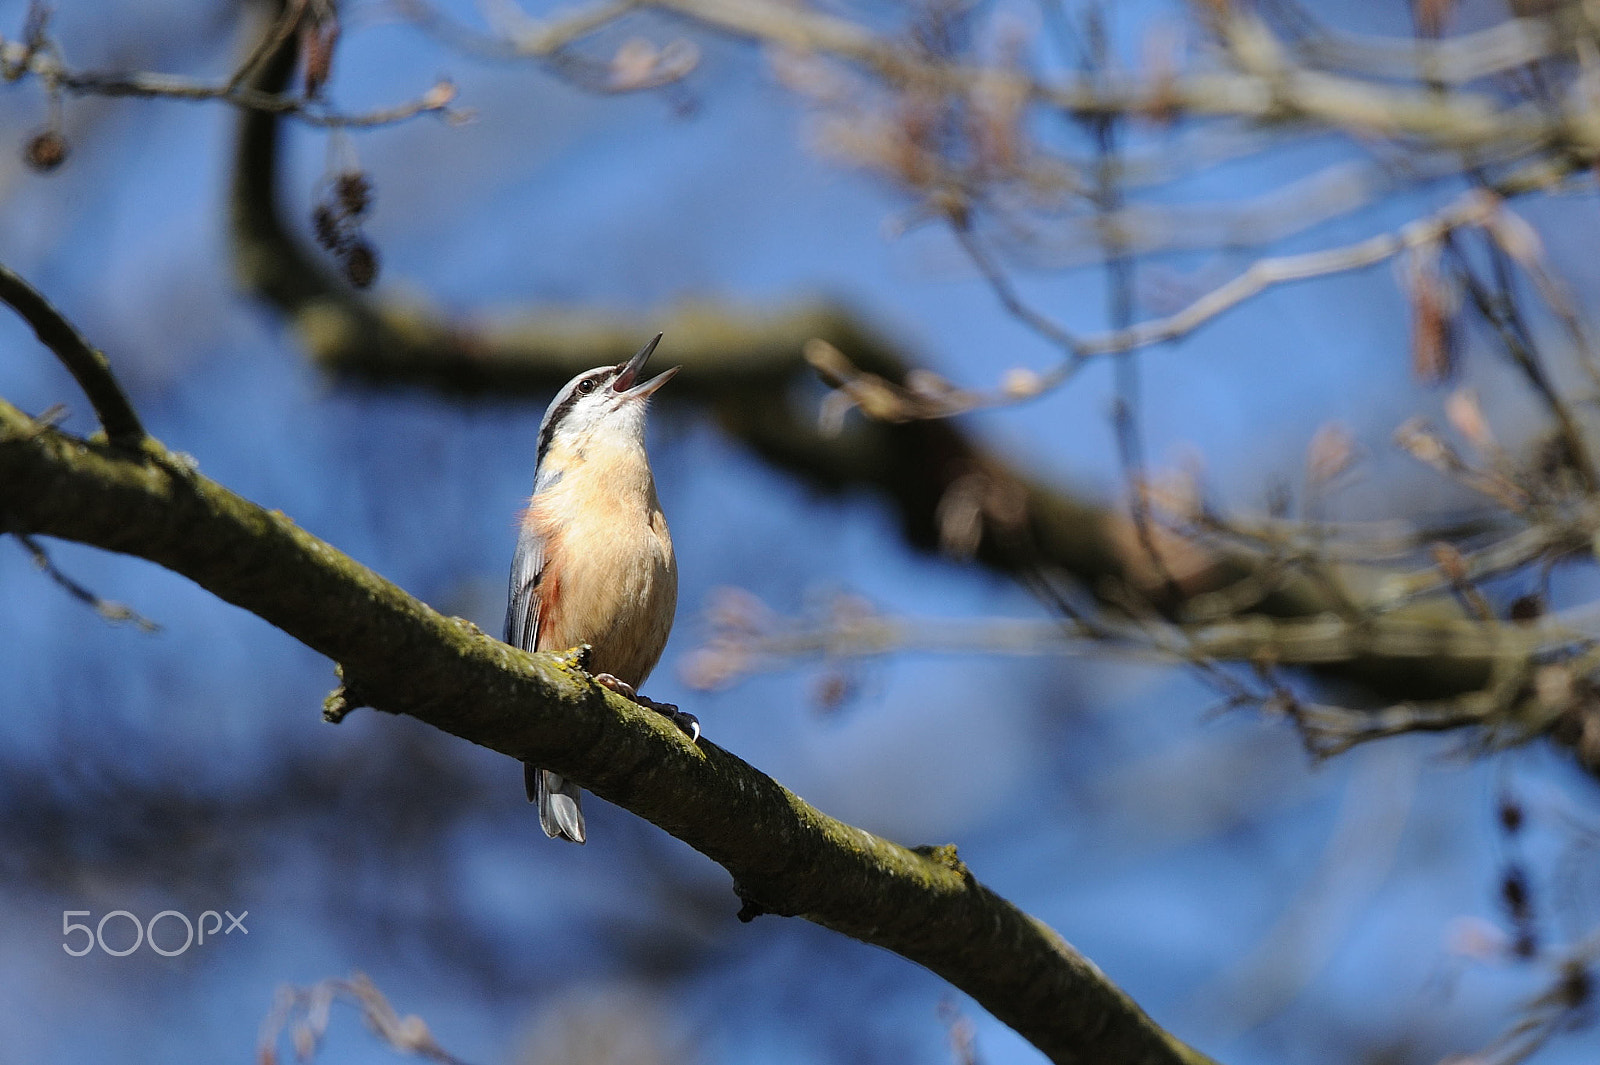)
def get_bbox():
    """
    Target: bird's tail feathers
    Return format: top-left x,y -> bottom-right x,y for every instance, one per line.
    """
526,762 -> 586,844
